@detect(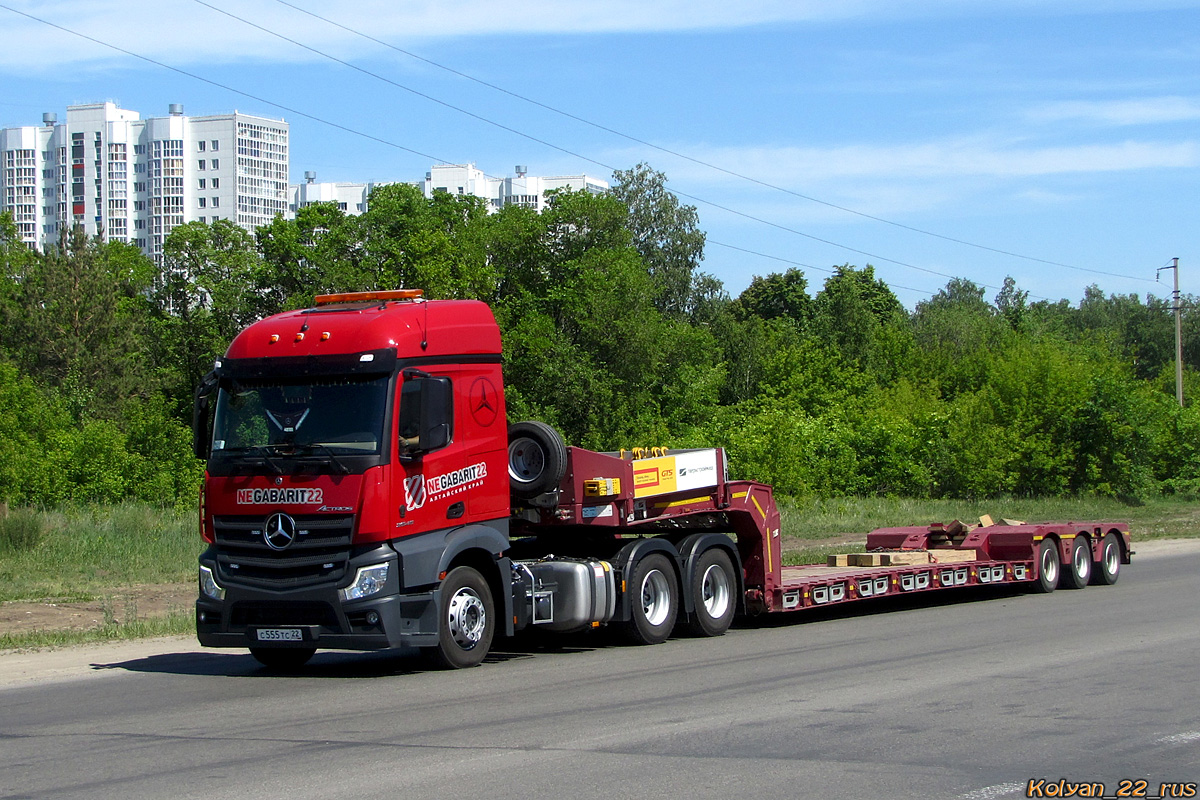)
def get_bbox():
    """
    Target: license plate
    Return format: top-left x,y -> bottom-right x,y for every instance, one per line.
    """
256,628 -> 303,642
